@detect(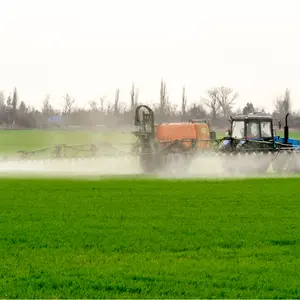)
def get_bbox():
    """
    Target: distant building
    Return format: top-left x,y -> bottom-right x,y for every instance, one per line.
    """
47,115 -> 63,127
